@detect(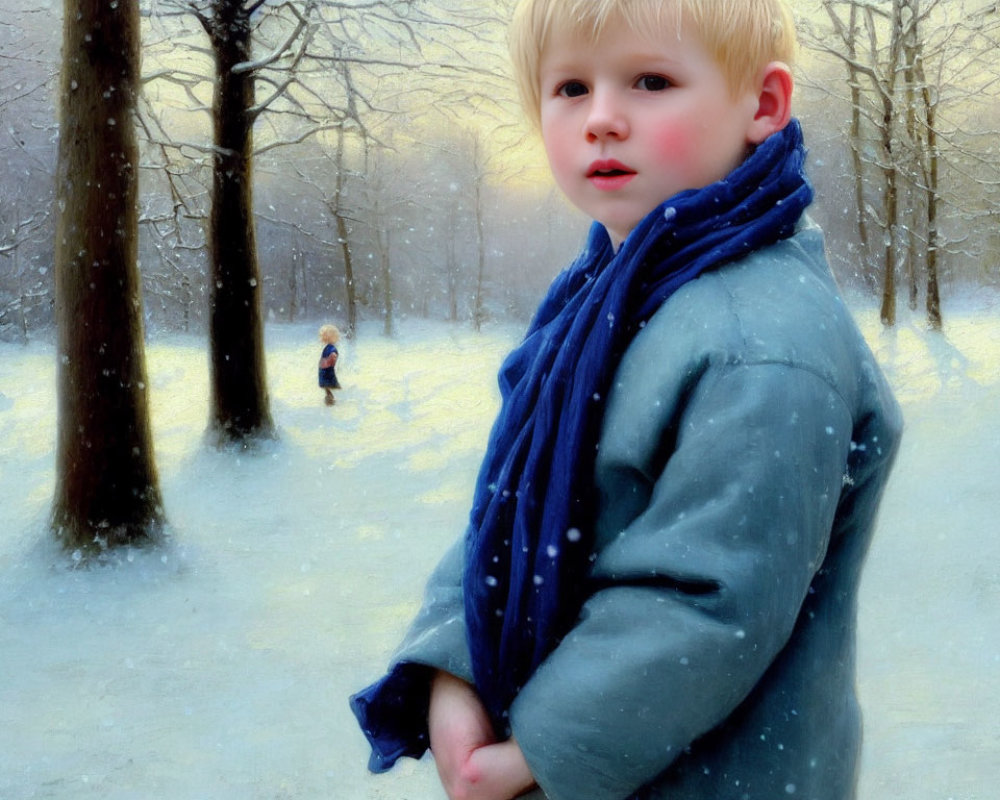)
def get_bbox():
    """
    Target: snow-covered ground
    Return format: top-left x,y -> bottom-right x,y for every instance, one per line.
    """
0,304 -> 997,800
